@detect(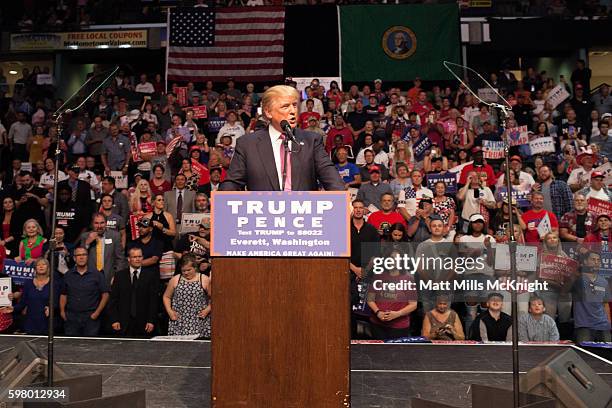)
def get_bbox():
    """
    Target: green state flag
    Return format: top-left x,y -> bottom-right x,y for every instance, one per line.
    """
339,4 -> 460,81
